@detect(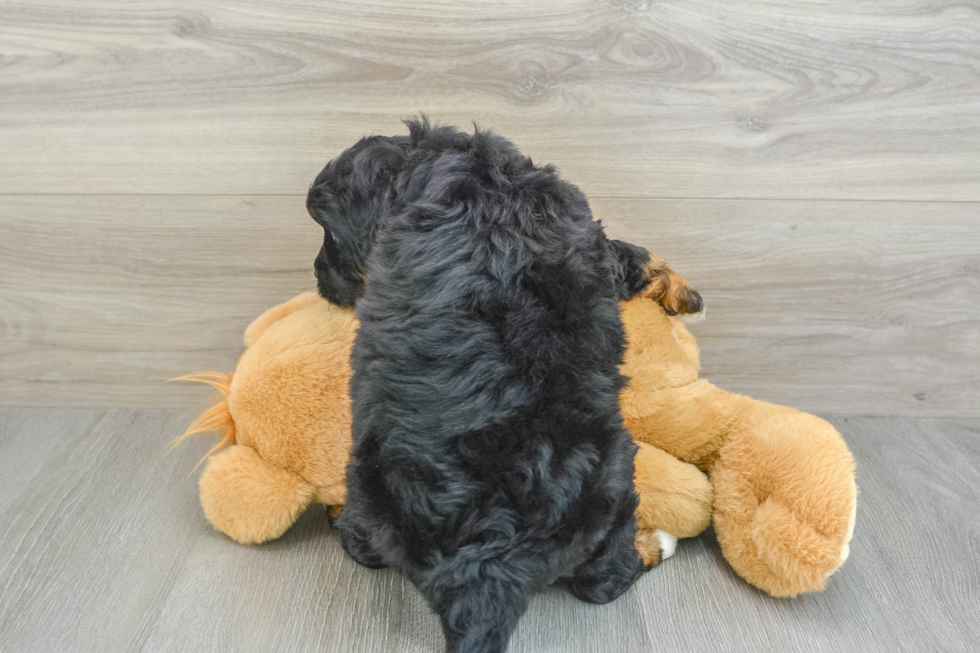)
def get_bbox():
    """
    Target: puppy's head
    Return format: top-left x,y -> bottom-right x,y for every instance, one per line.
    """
307,133 -> 411,306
